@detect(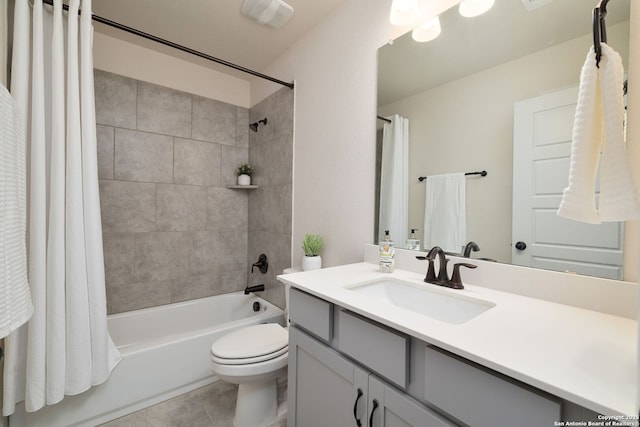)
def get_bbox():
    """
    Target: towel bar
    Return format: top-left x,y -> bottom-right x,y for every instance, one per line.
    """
418,170 -> 487,182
